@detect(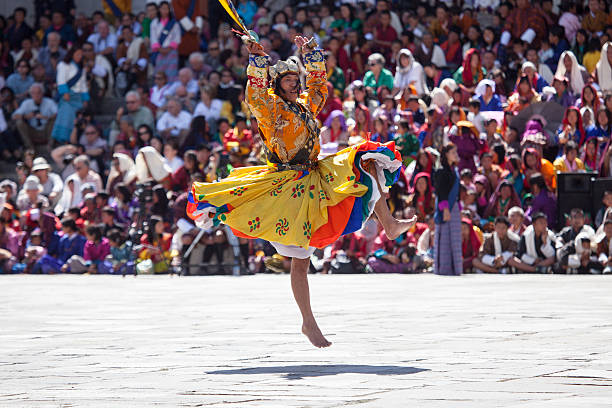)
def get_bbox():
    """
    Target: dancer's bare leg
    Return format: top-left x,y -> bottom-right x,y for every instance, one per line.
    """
290,257 -> 331,348
367,165 -> 416,239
